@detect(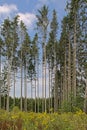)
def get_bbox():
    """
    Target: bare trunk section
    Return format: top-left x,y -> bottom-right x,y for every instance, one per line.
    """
42,60 -> 44,112
54,71 -> 58,112
6,61 -> 10,111
67,36 -> 71,101
63,52 -> 67,101
13,70 -> 16,107
0,48 -> 1,109
49,65 -> 51,112
35,78 -> 36,112
20,55 -> 23,111
37,63 -> 39,113
54,43 -> 58,112
73,15 -> 77,98
24,63 -> 27,111
51,69 -> 53,111
31,79 -> 33,111
44,44 -> 47,112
